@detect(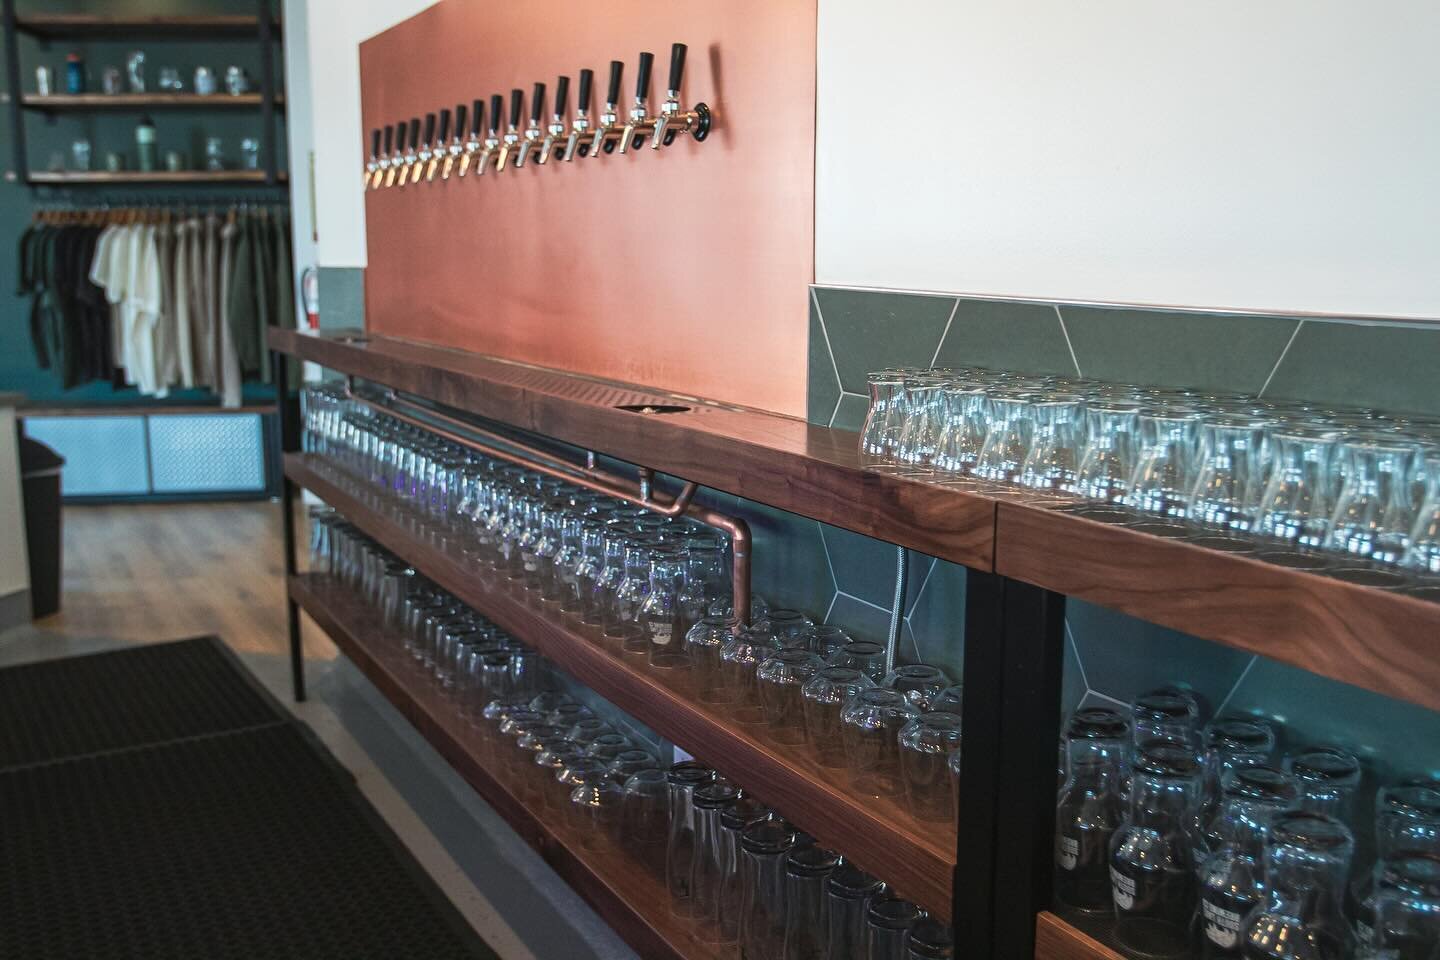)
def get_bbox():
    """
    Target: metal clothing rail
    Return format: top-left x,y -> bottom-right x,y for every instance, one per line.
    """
342,380 -> 754,629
